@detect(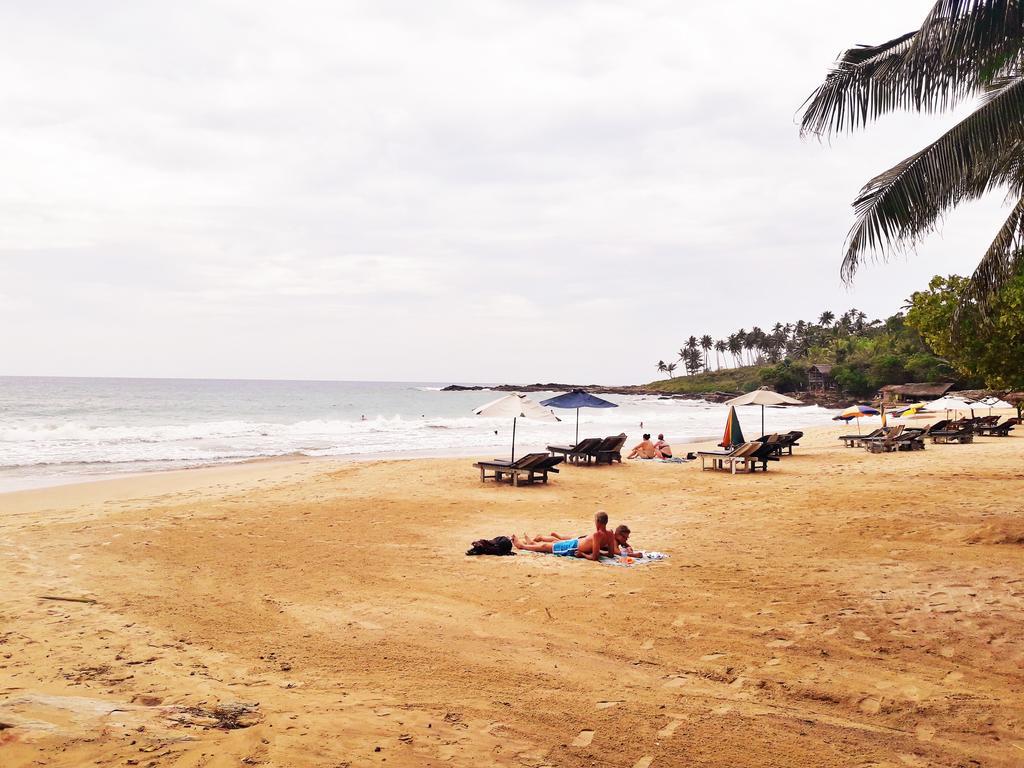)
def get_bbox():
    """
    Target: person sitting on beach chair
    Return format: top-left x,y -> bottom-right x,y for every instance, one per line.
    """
512,511 -> 619,561
654,434 -> 672,459
628,434 -> 658,459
